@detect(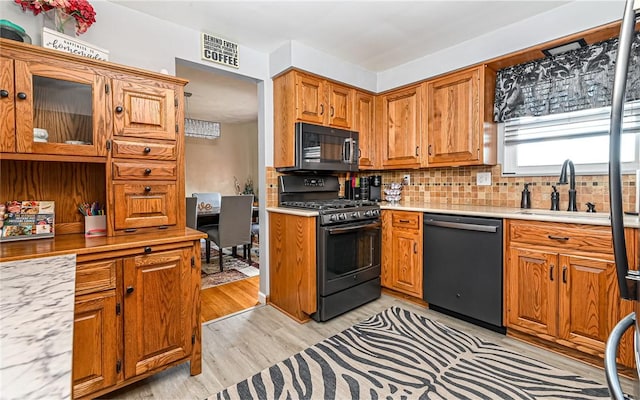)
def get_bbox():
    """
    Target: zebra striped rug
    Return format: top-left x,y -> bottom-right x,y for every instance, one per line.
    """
214,306 -> 617,400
